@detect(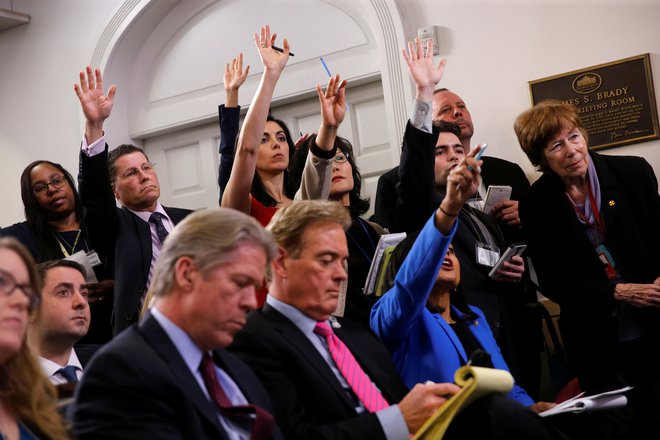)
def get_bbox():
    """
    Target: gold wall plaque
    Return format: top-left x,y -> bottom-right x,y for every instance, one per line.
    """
529,54 -> 659,150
